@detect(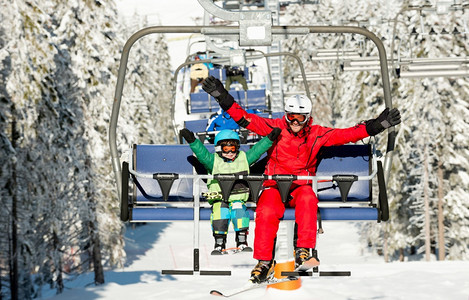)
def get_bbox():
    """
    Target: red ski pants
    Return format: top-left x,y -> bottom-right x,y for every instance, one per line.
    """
253,184 -> 318,261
